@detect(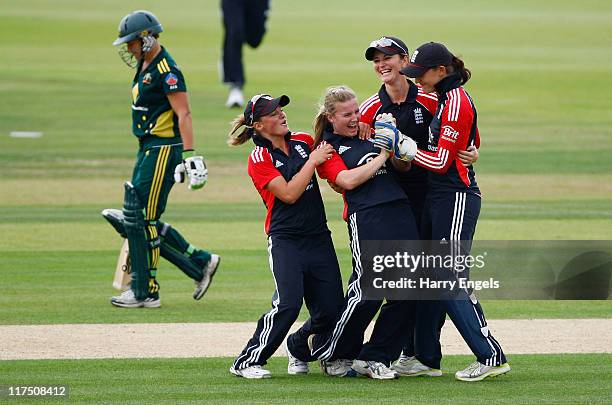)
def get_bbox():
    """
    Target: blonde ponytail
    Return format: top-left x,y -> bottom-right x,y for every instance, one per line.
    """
227,114 -> 253,146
